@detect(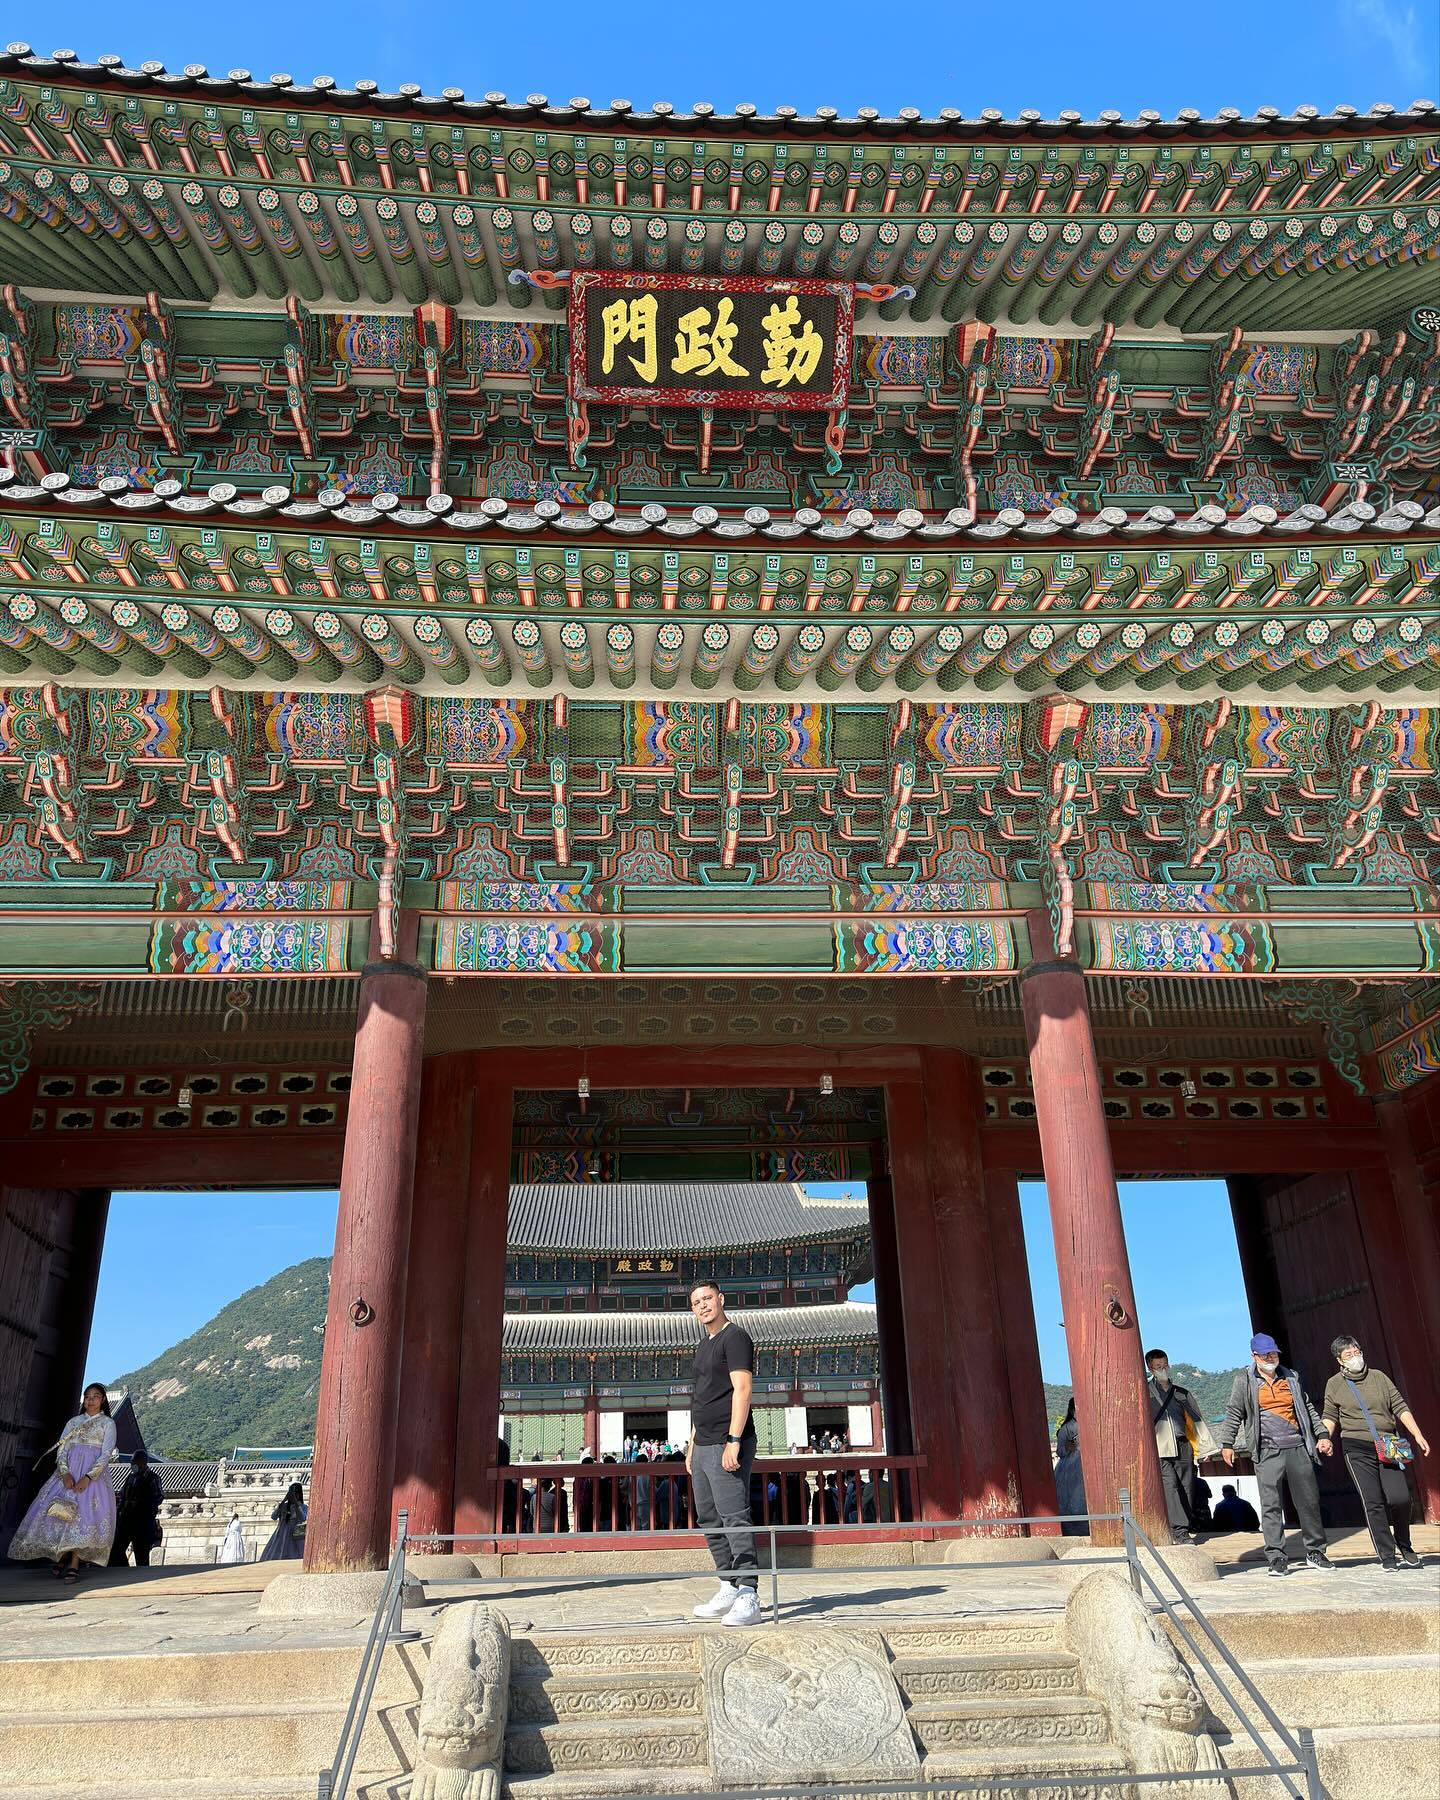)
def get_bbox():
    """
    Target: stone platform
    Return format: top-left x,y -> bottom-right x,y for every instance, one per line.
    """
0,1526 -> 1434,1800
